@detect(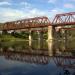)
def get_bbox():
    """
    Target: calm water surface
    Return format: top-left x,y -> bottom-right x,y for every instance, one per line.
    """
0,40 -> 75,75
